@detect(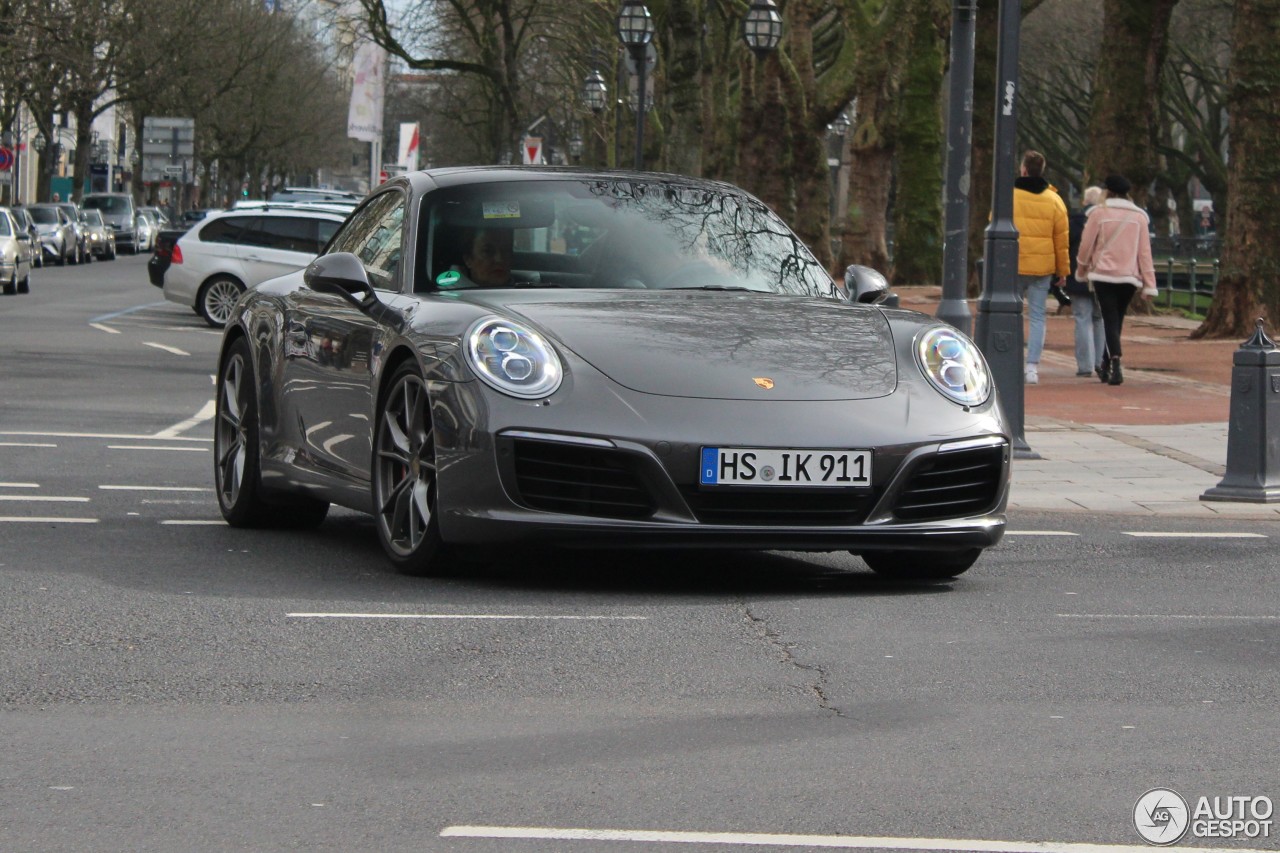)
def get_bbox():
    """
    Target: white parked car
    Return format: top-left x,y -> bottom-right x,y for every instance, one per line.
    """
161,206 -> 346,328
0,207 -> 36,294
